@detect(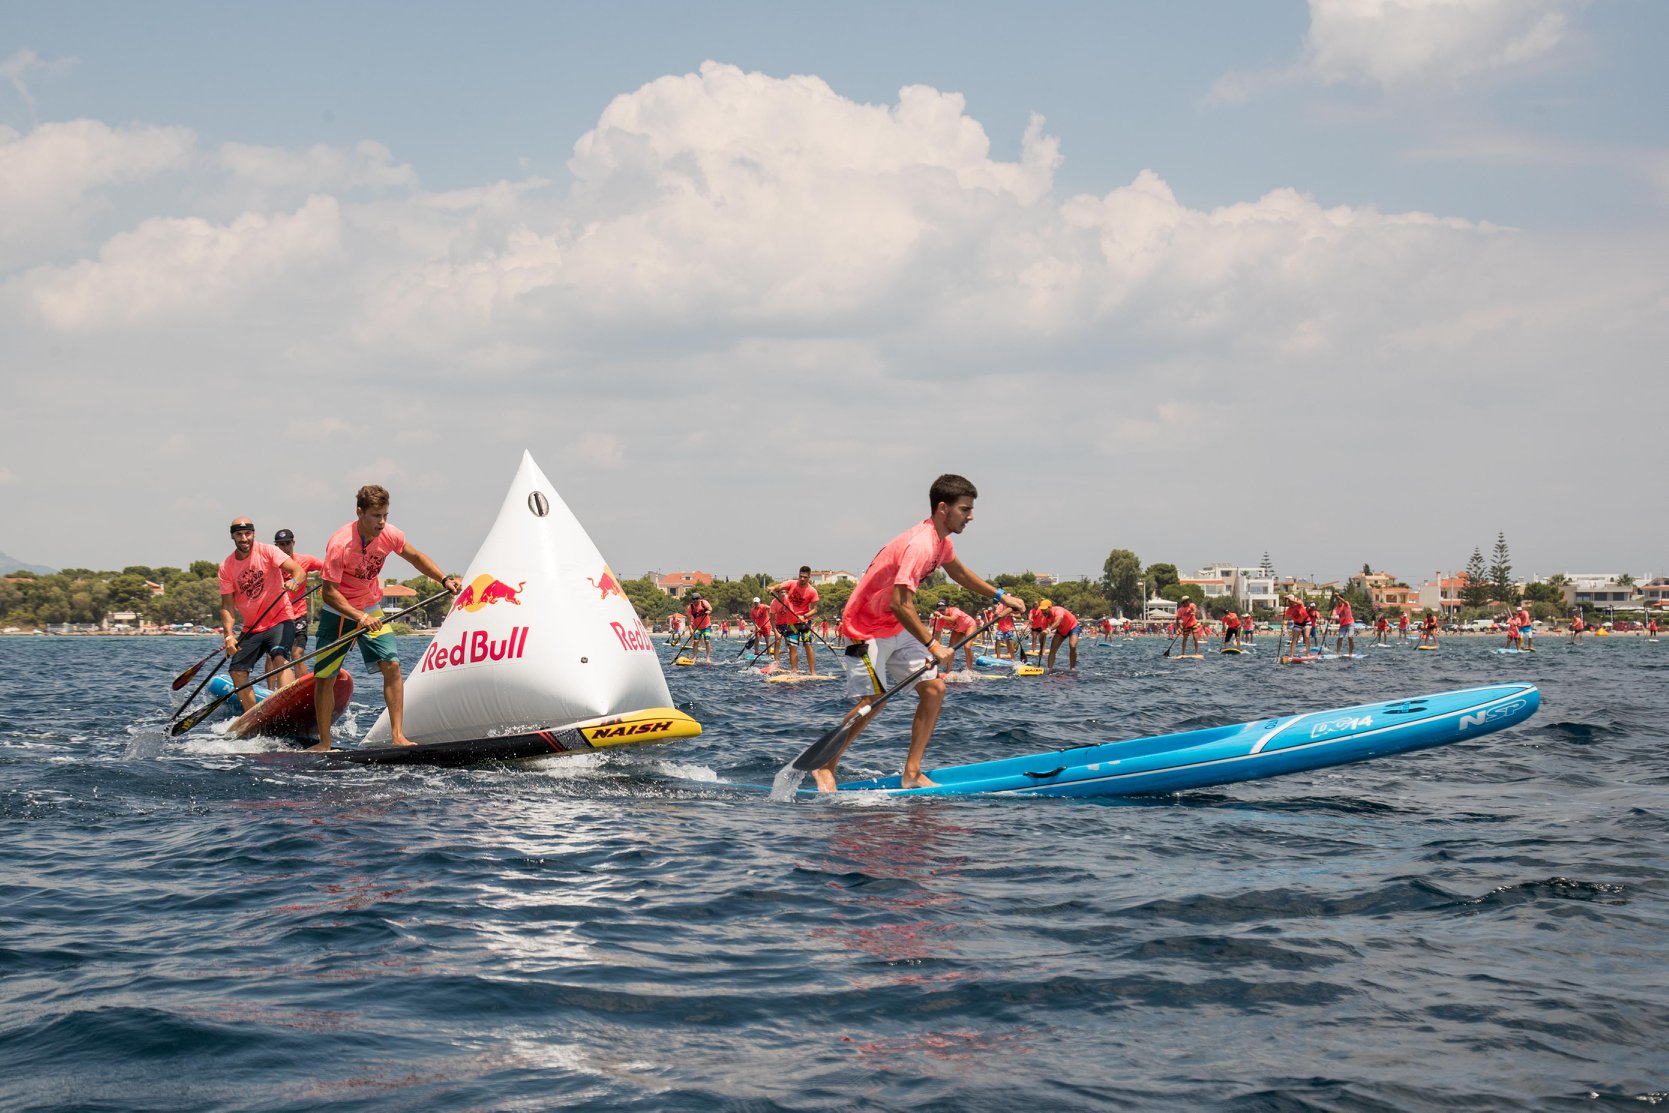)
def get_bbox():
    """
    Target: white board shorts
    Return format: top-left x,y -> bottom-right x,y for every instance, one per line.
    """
843,630 -> 936,699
